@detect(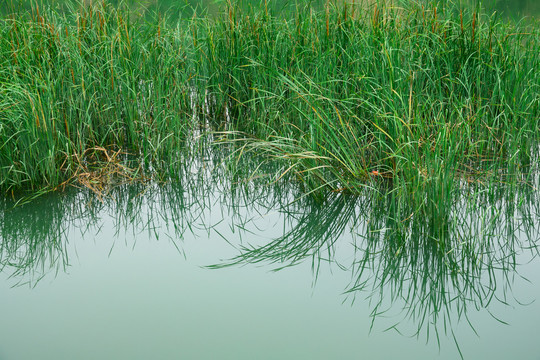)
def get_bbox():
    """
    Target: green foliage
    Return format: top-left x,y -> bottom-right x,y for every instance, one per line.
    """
0,2 -> 194,192
0,0 -> 539,212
